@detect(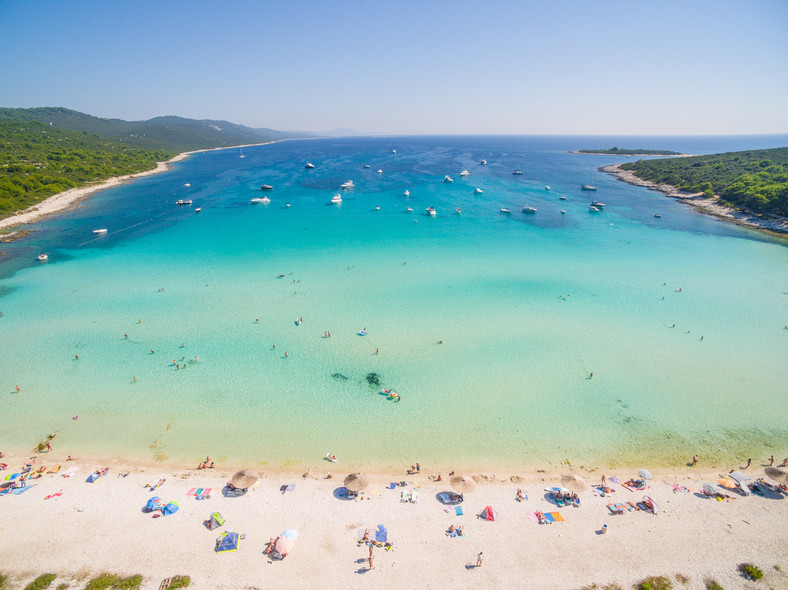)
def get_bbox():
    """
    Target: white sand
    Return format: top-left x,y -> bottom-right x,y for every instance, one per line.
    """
1,455 -> 786,589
